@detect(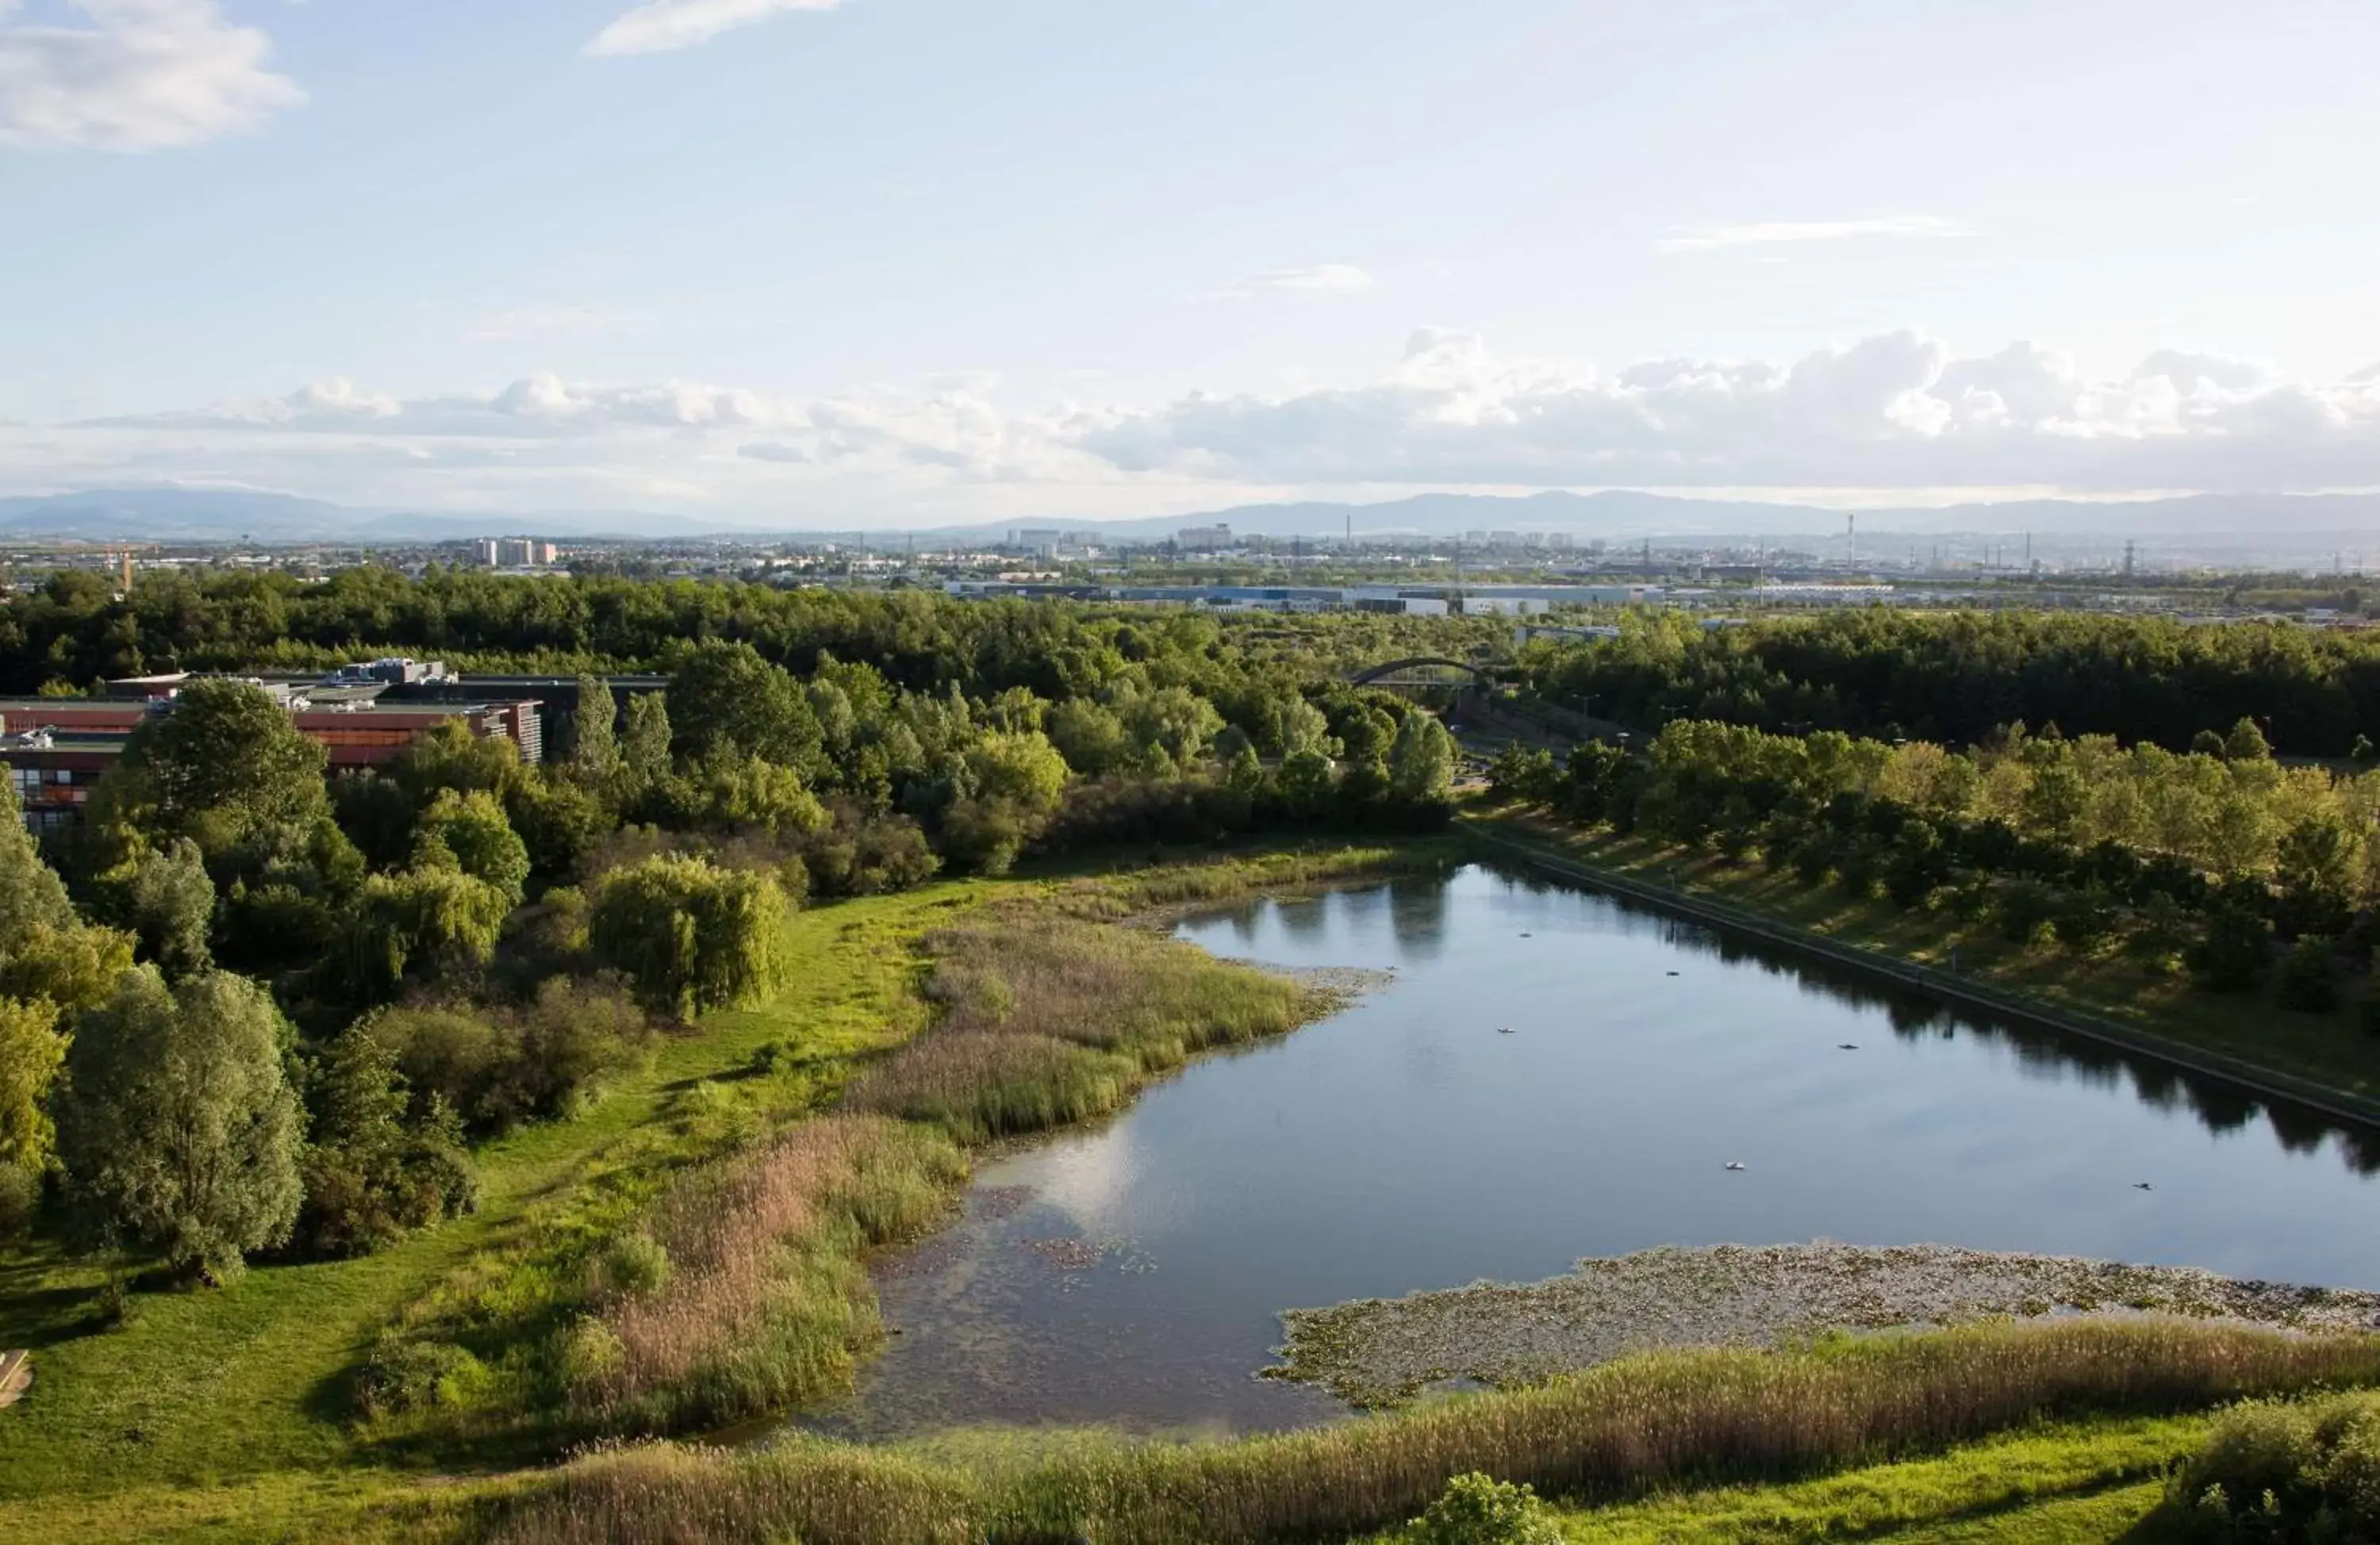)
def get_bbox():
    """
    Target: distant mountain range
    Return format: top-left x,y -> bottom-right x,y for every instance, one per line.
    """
4,485 -> 2378,548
